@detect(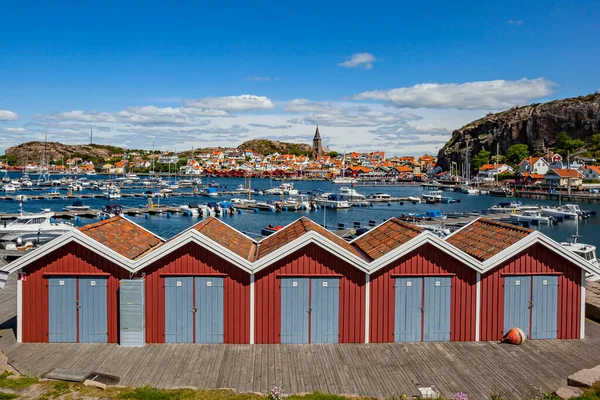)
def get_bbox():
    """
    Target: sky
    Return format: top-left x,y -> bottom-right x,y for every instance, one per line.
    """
0,0 -> 599,156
